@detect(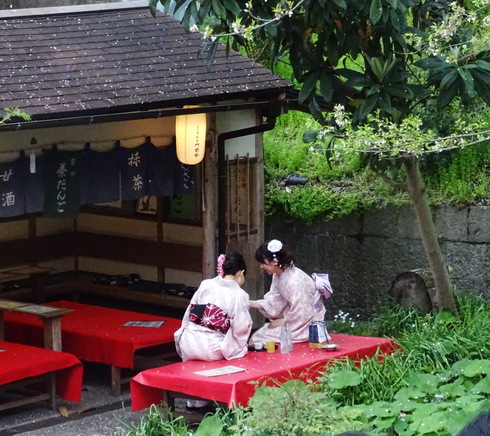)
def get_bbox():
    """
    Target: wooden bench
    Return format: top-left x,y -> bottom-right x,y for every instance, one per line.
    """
4,300 -> 182,396
0,372 -> 56,412
131,334 -> 395,411
0,299 -> 72,351
0,340 -> 82,412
